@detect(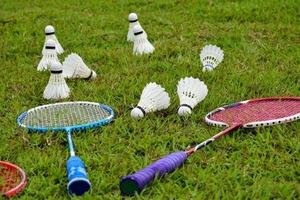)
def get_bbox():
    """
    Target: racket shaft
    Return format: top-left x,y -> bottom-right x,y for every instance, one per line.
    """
120,151 -> 187,196
67,131 -> 75,156
190,124 -> 242,154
